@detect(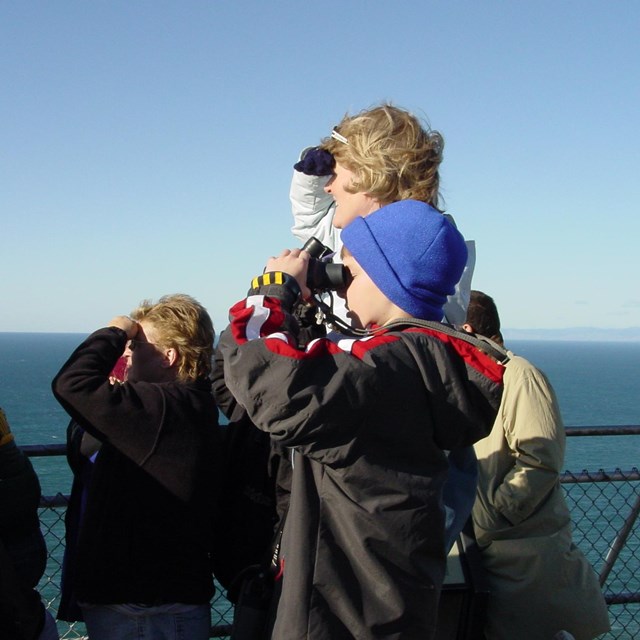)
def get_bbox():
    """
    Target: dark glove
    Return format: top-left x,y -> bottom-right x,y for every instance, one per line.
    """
293,147 -> 335,176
